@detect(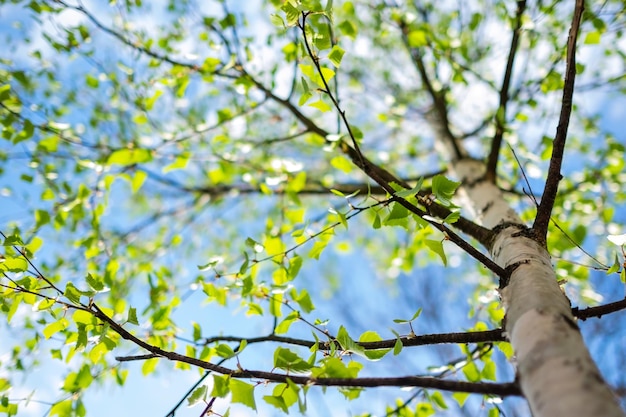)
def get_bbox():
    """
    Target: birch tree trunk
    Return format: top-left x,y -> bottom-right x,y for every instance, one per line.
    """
451,158 -> 624,416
